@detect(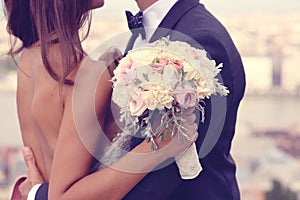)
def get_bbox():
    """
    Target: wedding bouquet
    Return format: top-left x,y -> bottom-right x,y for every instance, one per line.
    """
110,37 -> 229,179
